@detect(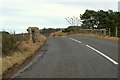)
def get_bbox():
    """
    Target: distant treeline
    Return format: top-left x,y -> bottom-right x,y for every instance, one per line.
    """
63,10 -> 120,37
